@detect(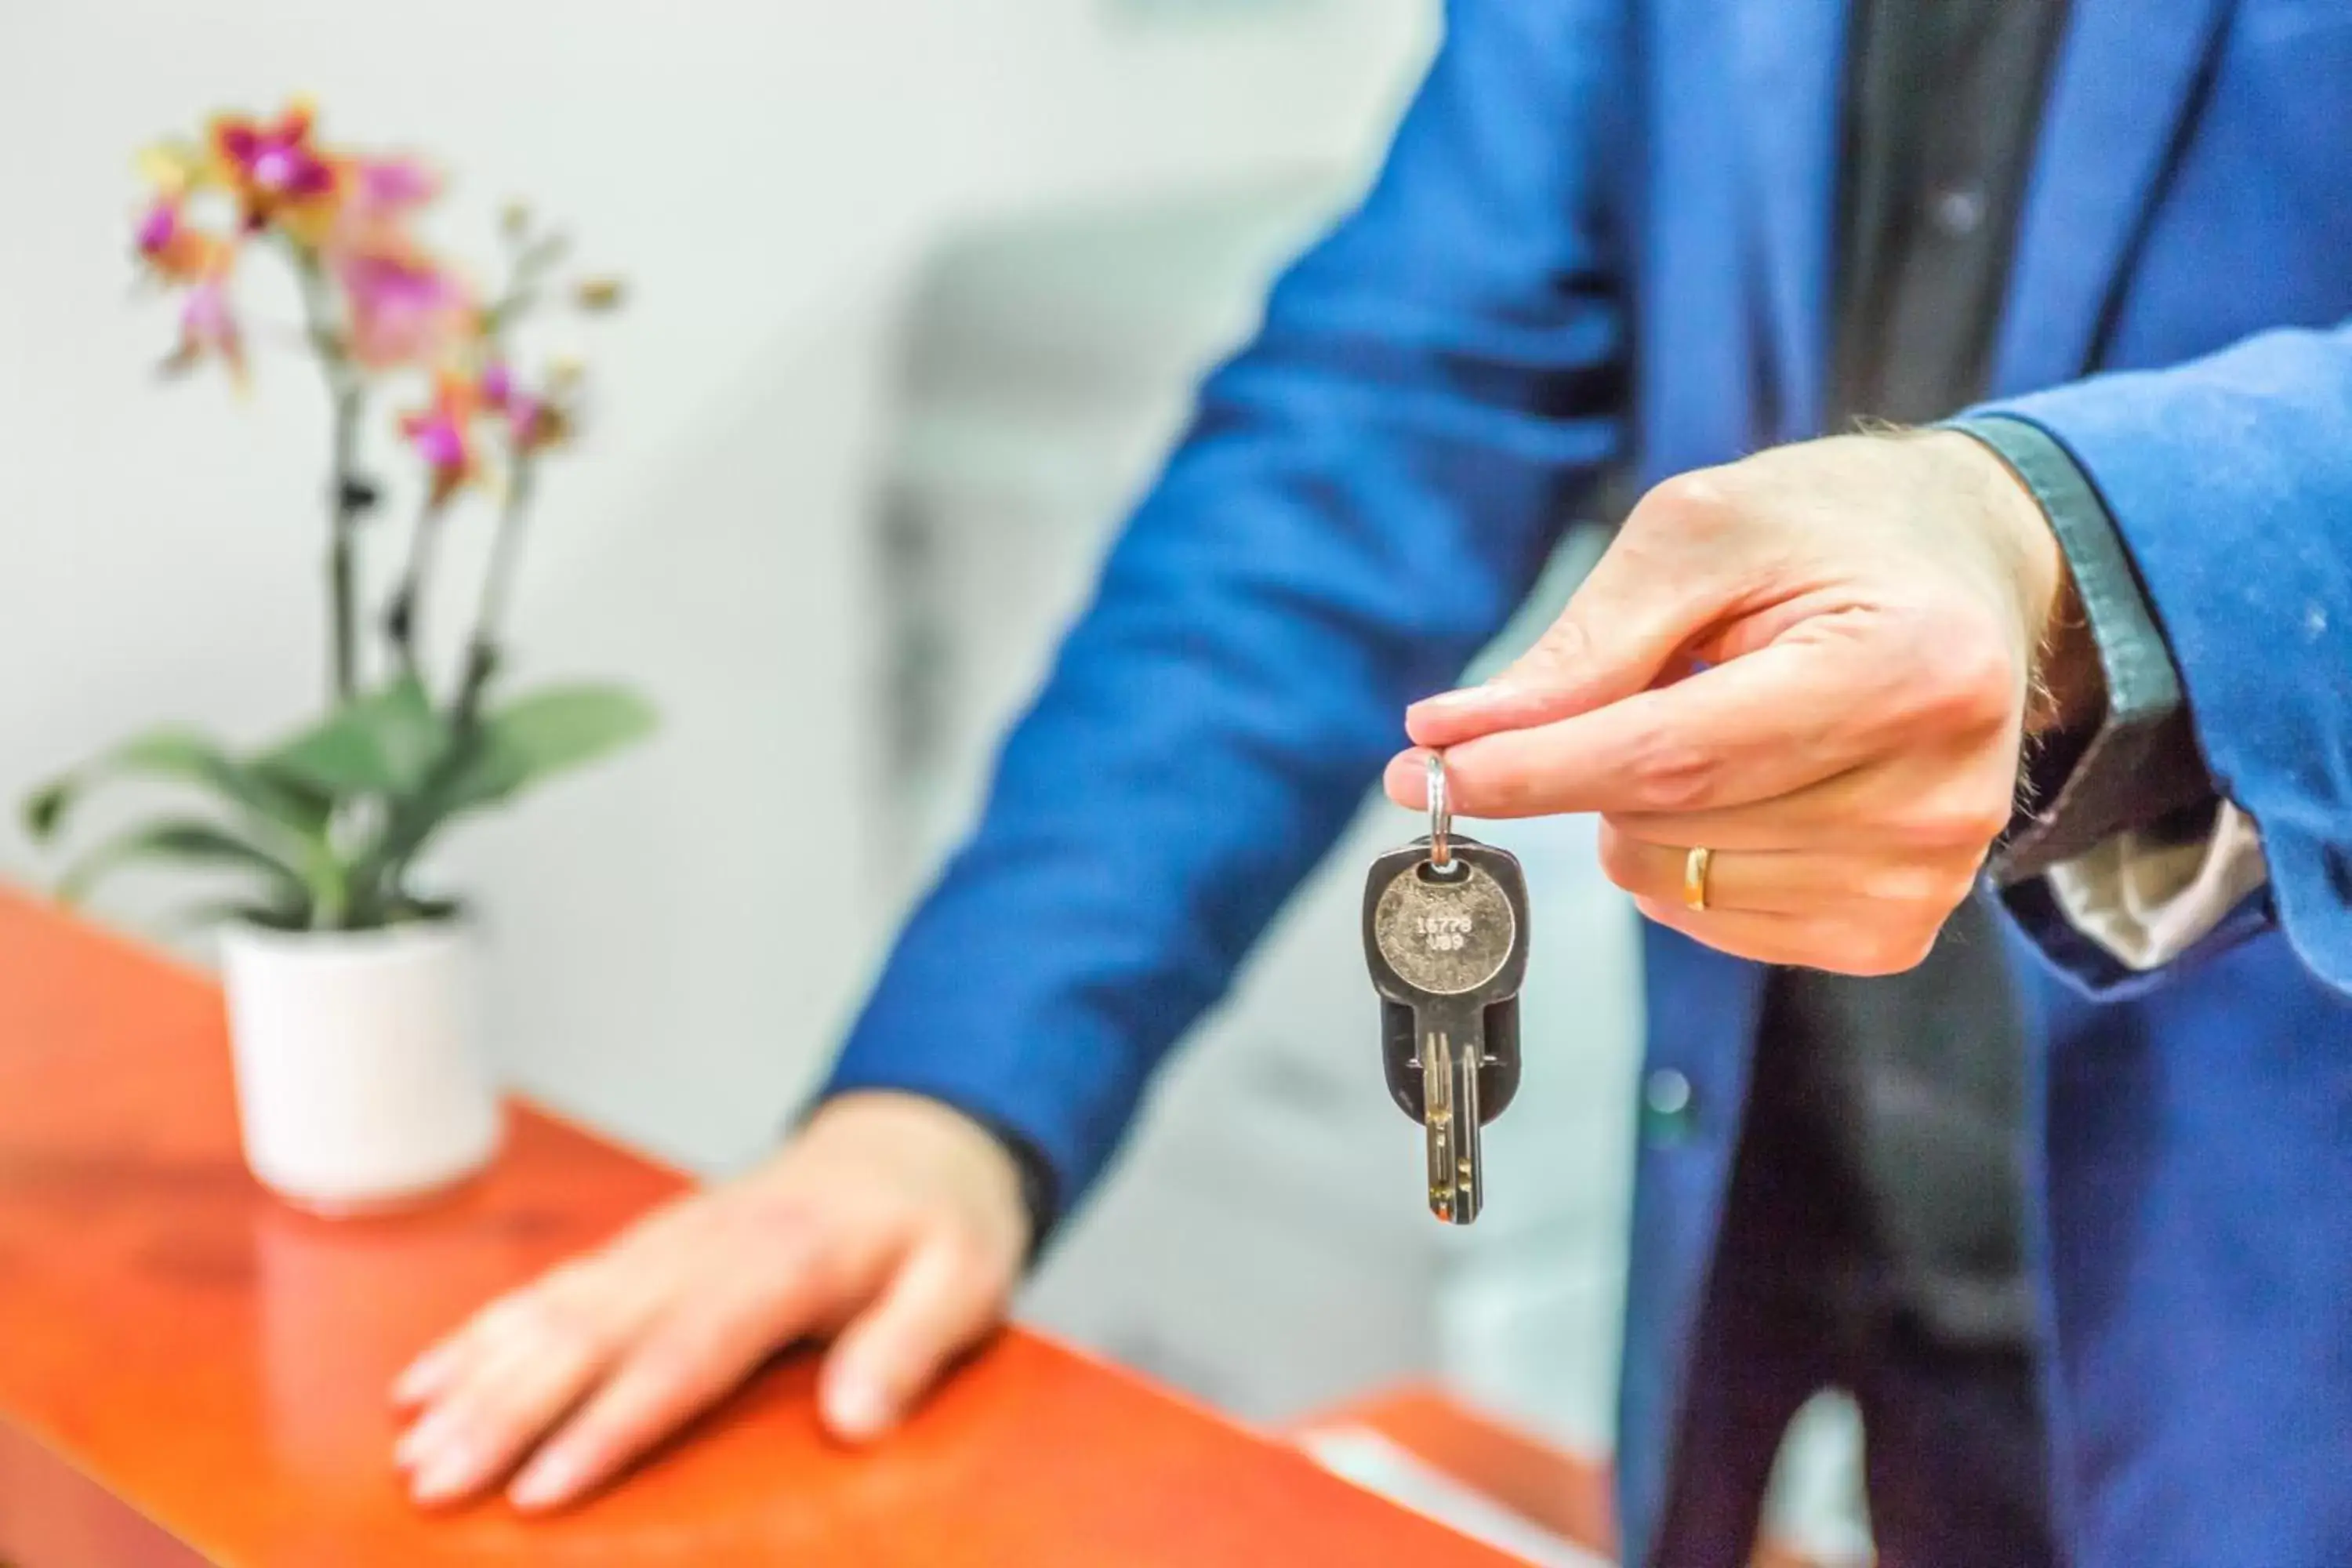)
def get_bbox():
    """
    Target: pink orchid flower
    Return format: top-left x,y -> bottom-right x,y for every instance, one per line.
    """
134,198 -> 233,284
321,153 -> 466,368
352,155 -> 437,214
400,372 -> 483,502
336,247 -> 473,369
477,361 -> 571,452
209,100 -> 341,241
332,154 -> 440,252
167,276 -> 246,383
